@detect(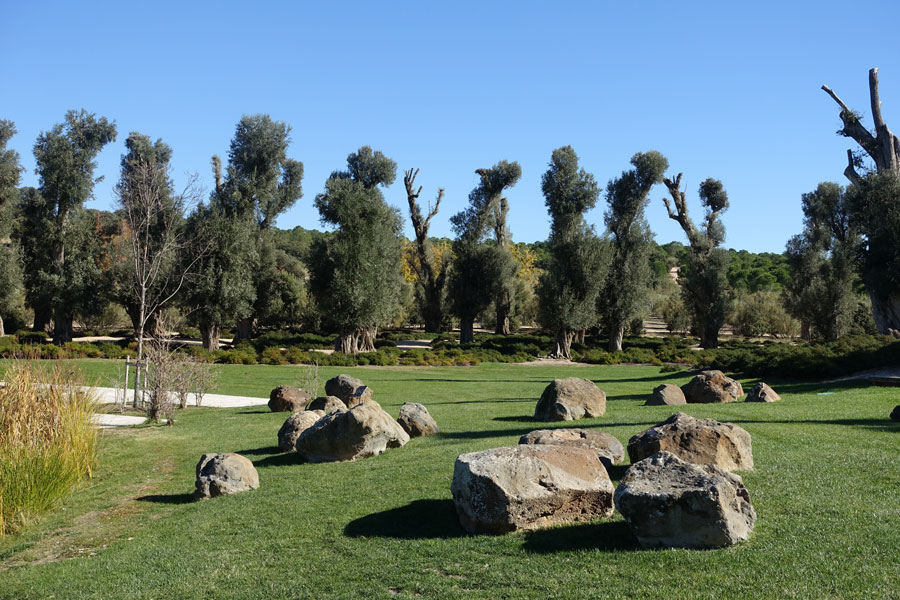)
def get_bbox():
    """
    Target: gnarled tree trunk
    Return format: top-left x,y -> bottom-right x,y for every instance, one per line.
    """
201,323 -> 220,351
357,326 -> 377,352
404,168 -> 448,334
234,317 -> 254,341
552,329 -> 574,359
336,330 -> 358,354
32,307 -> 52,333
494,289 -> 511,335
459,319 -> 475,344
608,325 -> 624,353
0,315 -> 5,337
53,310 -> 73,344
